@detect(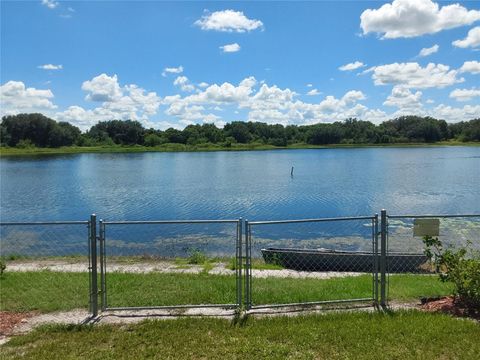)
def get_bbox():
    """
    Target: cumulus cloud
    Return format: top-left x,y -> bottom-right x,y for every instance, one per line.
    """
173,76 -> 195,92
370,62 -> 463,88
452,26 -> 480,48
418,44 -> 439,57
161,66 -> 183,77
431,104 -> 480,122
449,88 -> 480,101
360,0 -> 480,39
55,74 -> 161,130
0,81 -> 57,116
339,61 -> 365,71
38,64 -> 63,70
307,89 -> 321,96
459,61 -> 480,74
220,43 -> 241,53
383,86 -> 423,112
194,10 -> 263,32
81,74 -> 123,102
41,0 -> 58,9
